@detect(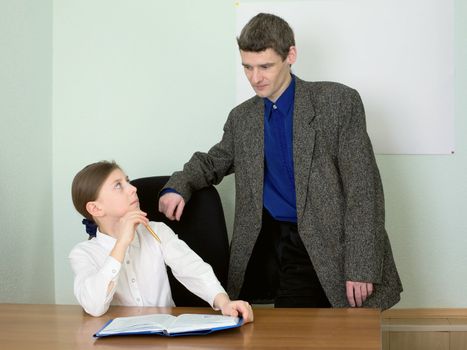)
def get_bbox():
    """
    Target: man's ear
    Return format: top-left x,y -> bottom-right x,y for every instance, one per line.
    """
287,46 -> 297,65
86,201 -> 104,218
